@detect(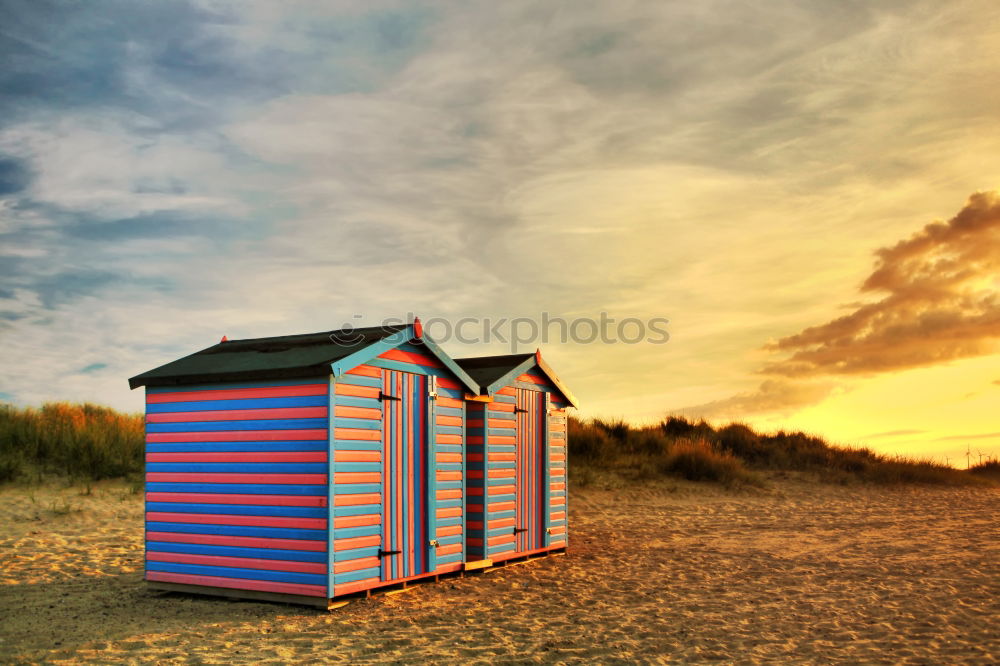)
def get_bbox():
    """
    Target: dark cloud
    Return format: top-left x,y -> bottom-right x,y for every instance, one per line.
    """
61,210 -> 242,242
764,192 -> 1000,376
9,269 -> 172,310
32,270 -> 120,309
0,0 -> 226,122
79,362 -> 108,374
0,204 -> 257,317
0,1 -> 432,129
0,156 -> 32,194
